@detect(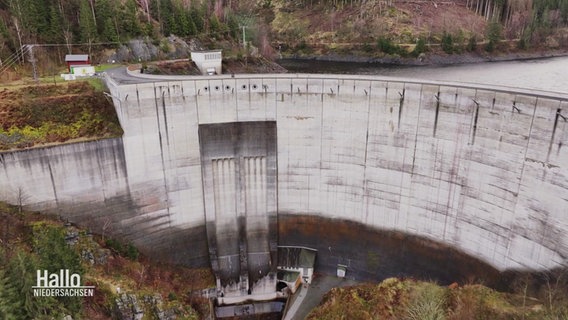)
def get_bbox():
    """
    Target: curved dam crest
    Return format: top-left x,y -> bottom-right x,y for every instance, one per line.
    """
1,72 -> 567,288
